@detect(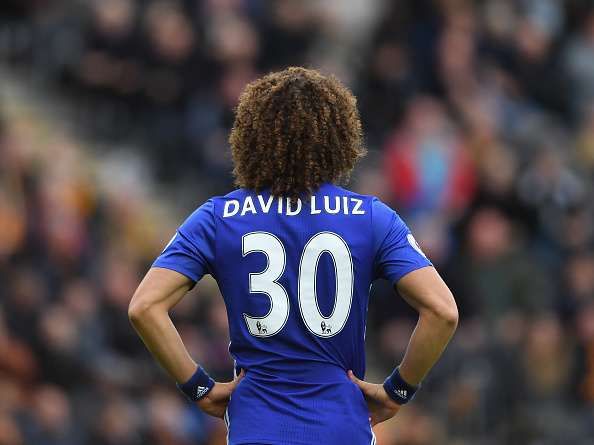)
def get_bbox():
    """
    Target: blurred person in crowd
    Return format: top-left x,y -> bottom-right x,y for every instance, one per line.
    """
448,206 -> 553,323
23,384 -> 83,445
565,8 -> 594,119
517,142 -> 585,245
463,142 -> 539,237
374,405 -> 446,445
383,97 -> 476,220
89,396 -> 143,445
520,315 -> 574,403
576,104 -> 594,172
257,0 -> 318,71
77,0 -> 139,96
145,388 -> 208,445
101,249 -> 146,357
560,252 -> 594,321
0,411 -> 24,445
575,302 -> 594,404
129,67 -> 458,444
0,307 -> 37,382
356,41 -> 416,147
502,314 -> 579,443
437,1 -> 478,99
511,16 -> 567,117
37,302 -> 91,386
